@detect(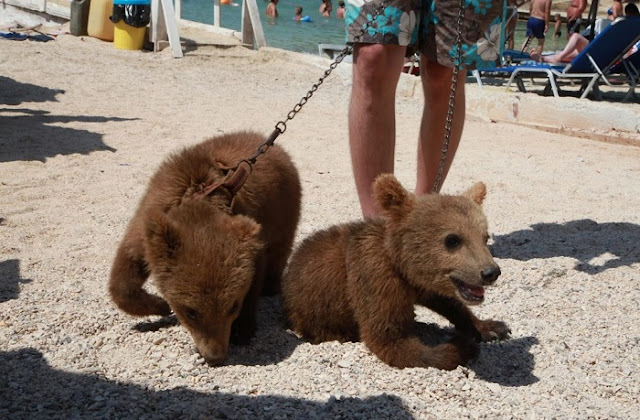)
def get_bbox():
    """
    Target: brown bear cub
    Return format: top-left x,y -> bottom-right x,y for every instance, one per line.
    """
281,174 -> 509,370
109,131 -> 301,365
